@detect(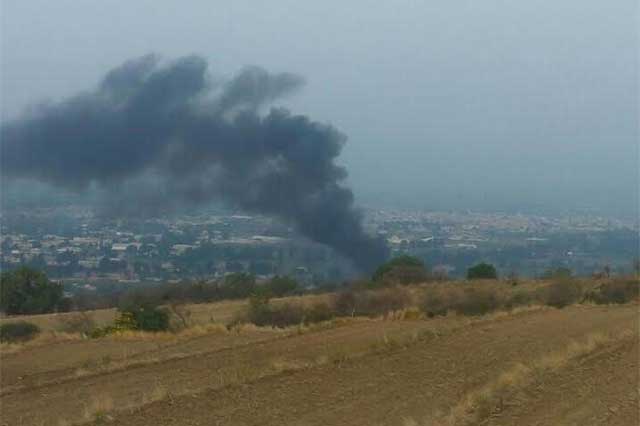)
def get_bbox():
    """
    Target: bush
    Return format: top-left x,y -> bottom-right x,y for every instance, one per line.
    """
305,302 -> 334,323
587,279 -> 639,305
333,287 -> 411,318
334,291 -> 358,317
245,296 -> 333,328
453,287 -> 502,316
131,307 -> 170,332
90,311 -> 138,338
265,276 -> 299,297
360,288 -> 411,316
505,290 -> 533,309
544,281 -> 584,308
58,312 -> 96,334
90,305 -> 170,338
421,287 -> 461,317
0,321 -> 40,343
422,285 -> 507,317
467,263 -> 498,280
